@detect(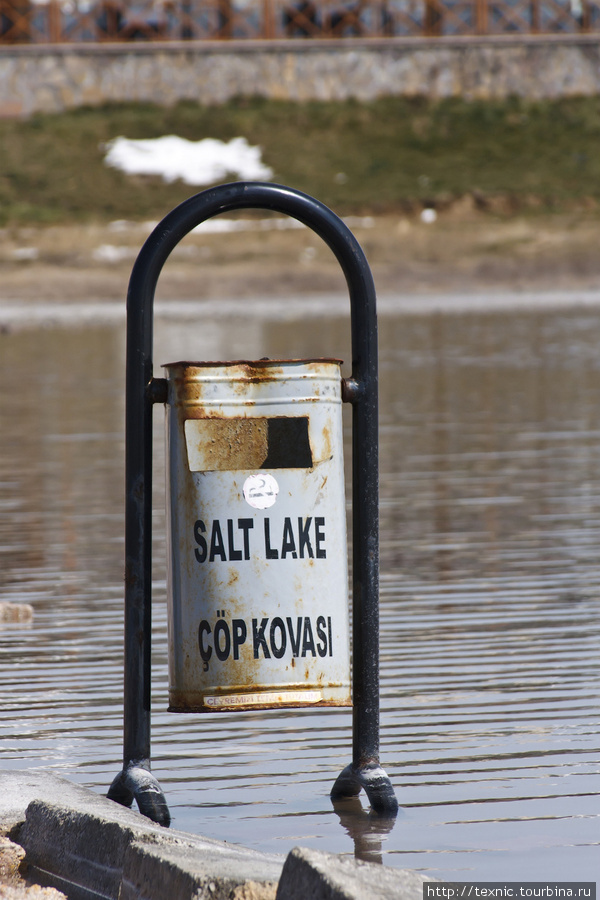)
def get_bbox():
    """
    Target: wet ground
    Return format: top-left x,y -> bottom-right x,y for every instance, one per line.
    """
2,208 -> 600,308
